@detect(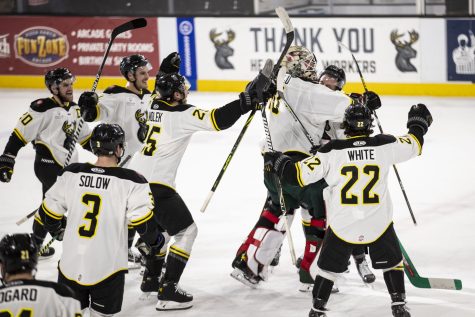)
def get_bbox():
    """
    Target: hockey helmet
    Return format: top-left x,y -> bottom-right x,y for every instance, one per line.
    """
0,233 -> 38,275
90,123 -> 126,157
281,46 -> 318,82
120,54 -> 151,80
318,65 -> 346,90
44,67 -> 74,90
343,100 -> 373,136
155,73 -> 187,101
